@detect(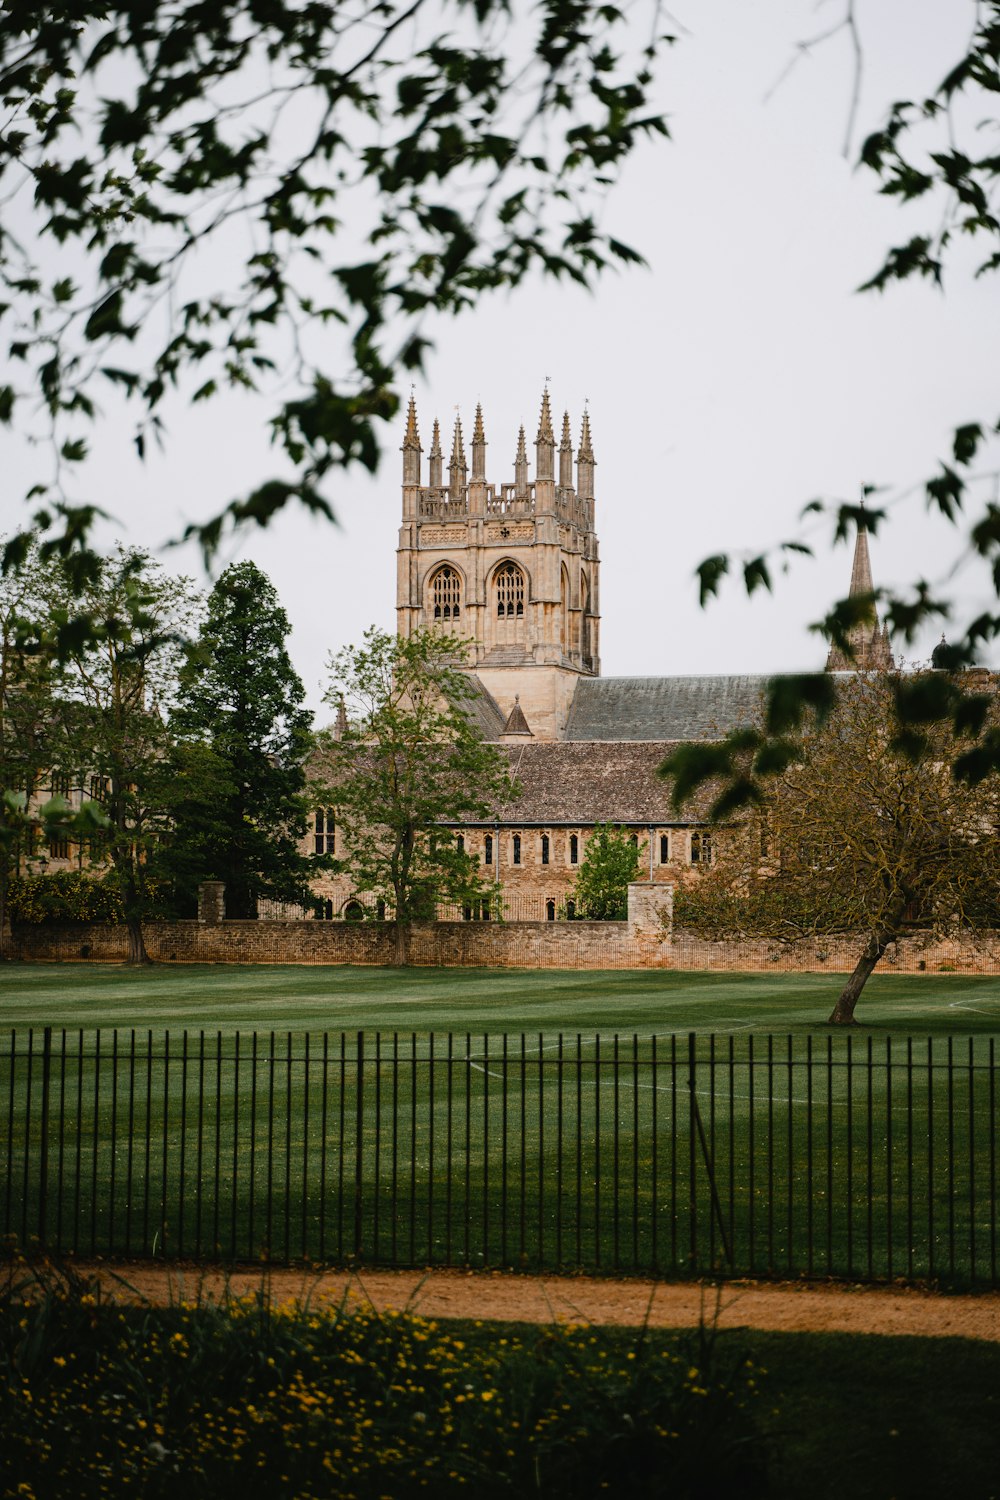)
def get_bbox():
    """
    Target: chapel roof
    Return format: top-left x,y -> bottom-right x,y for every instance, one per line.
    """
482,740 -> 707,825
563,675 -> 770,742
